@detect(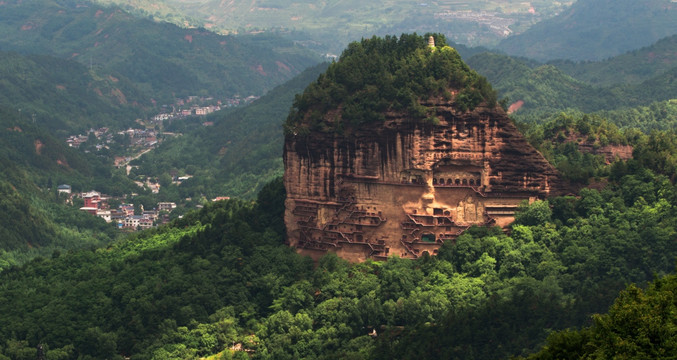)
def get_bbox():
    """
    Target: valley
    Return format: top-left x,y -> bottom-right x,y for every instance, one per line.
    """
93,0 -> 575,52
56,93 -> 267,230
